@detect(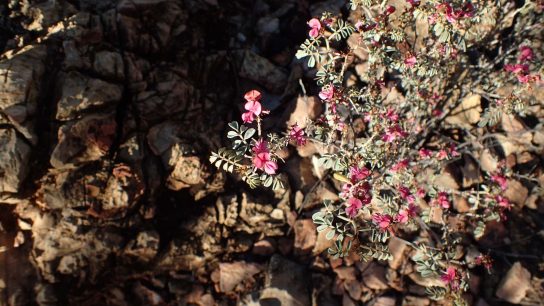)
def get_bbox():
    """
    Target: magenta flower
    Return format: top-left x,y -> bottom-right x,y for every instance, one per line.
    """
307,18 -> 321,38
241,90 -> 263,123
390,159 -> 409,172
495,195 -> 511,209
349,166 -> 370,183
441,267 -> 458,289
385,5 -> 396,15
340,183 -> 352,199
435,192 -> 450,209
355,21 -> 364,31
351,182 -> 373,205
416,188 -> 426,198
449,144 -> 460,157
242,111 -> 255,123
399,186 -> 415,204
436,149 -> 448,160
384,107 -> 399,122
396,210 -> 409,223
504,64 -> 529,74
289,124 -> 307,146
345,198 -> 363,218
519,46 -> 534,62
382,125 -> 407,142
419,148 -> 432,159
490,174 -> 508,190
372,213 -> 393,231
404,55 -> 417,68
319,85 -> 335,101
244,100 -> 262,116
244,90 -> 262,103
253,152 -> 277,175
252,139 -> 269,154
